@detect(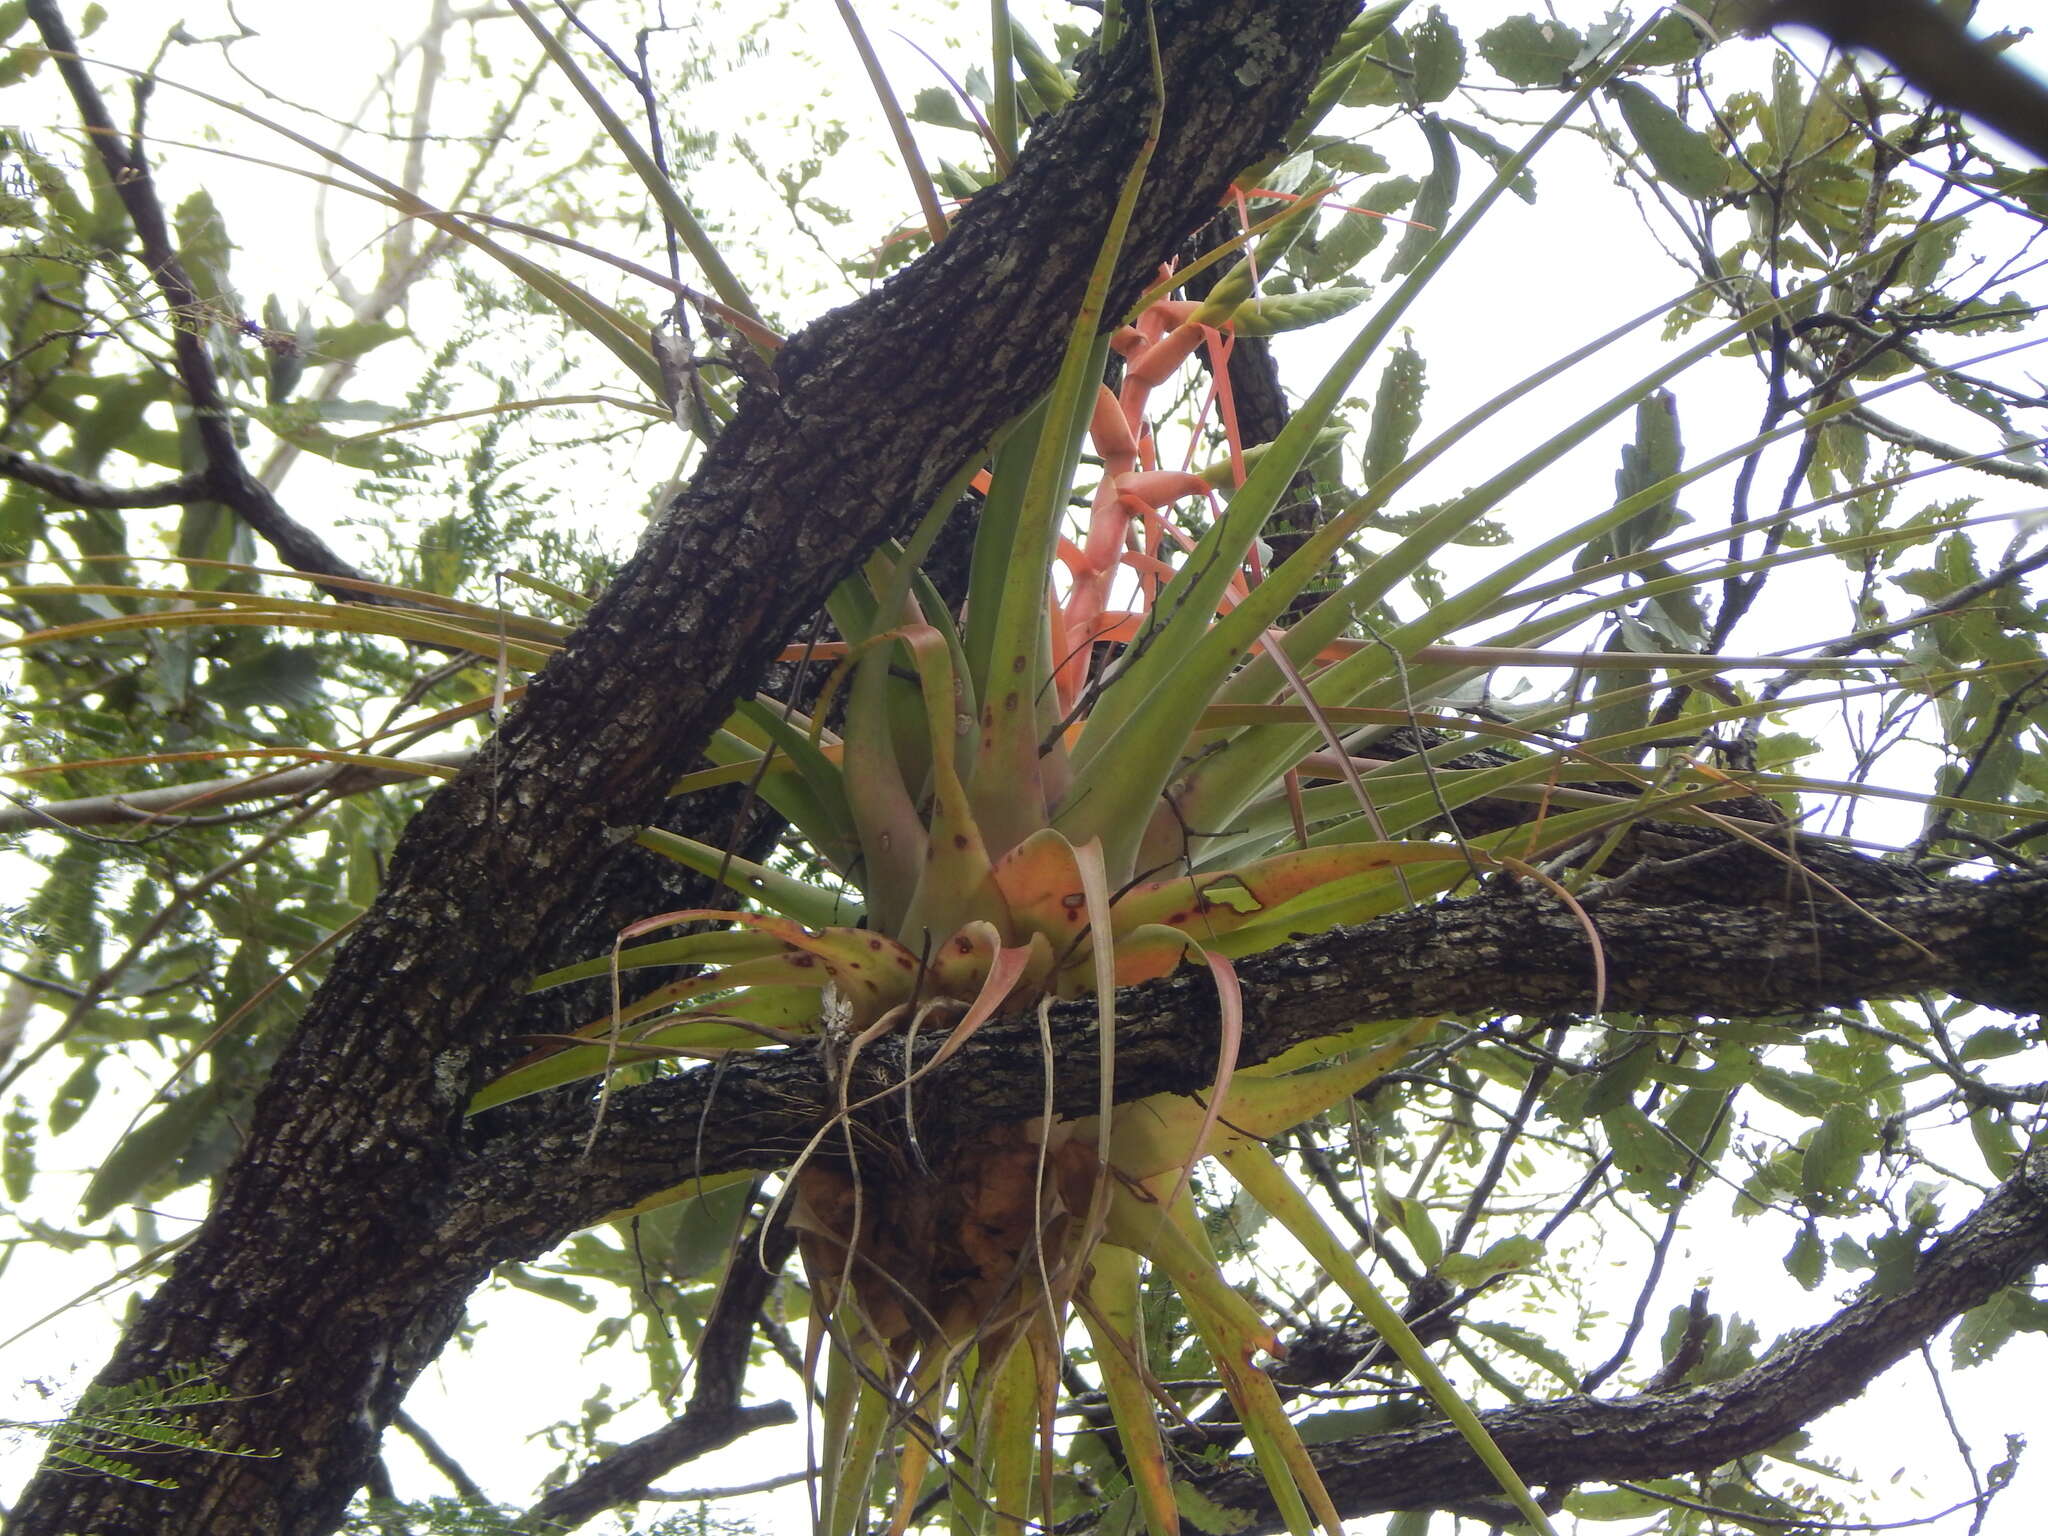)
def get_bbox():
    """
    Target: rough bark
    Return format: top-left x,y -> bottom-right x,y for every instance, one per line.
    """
2,5 -> 1362,1534
444,869 -> 2048,1253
